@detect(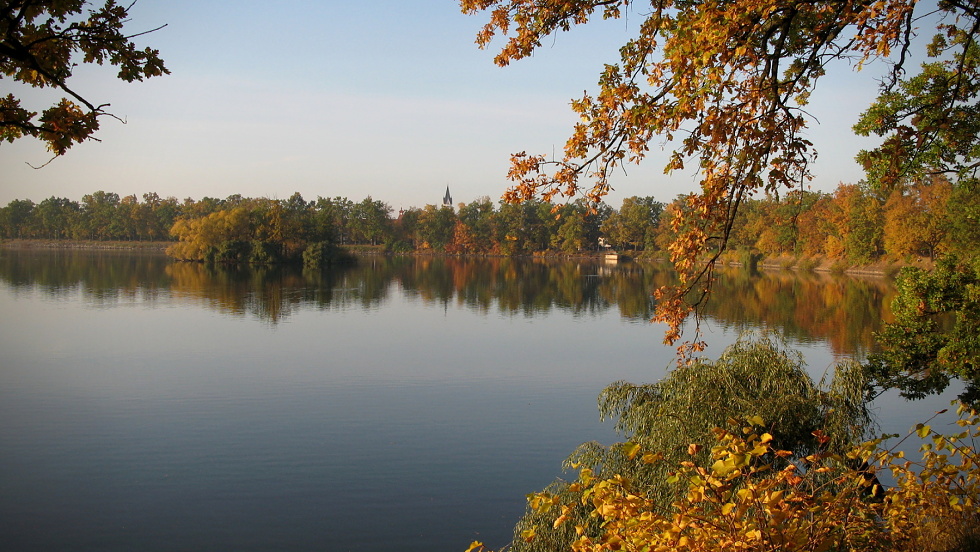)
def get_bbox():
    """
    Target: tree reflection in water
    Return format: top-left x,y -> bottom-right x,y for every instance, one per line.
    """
0,249 -> 893,354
